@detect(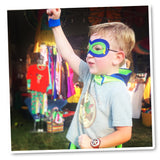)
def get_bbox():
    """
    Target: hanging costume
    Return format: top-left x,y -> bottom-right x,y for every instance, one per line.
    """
26,12 -> 75,126
26,64 -> 49,120
26,64 -> 49,93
